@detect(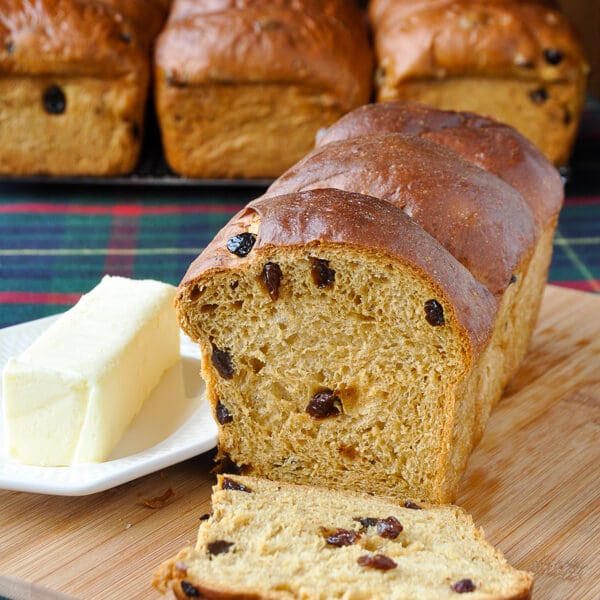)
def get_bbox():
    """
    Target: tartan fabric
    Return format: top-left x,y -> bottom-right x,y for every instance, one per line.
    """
0,104 -> 599,329
0,188 -> 250,328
